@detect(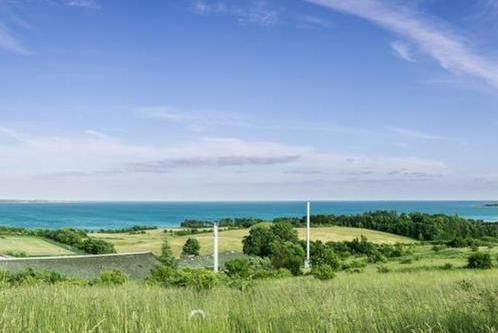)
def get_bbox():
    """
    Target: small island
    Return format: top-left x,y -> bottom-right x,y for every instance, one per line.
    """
484,203 -> 498,207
